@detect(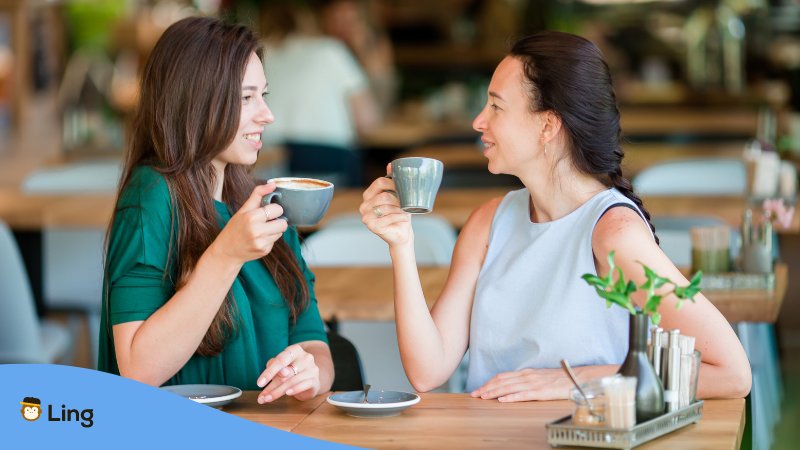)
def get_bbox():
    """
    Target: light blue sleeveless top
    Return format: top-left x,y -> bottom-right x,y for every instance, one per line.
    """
466,187 -> 646,392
